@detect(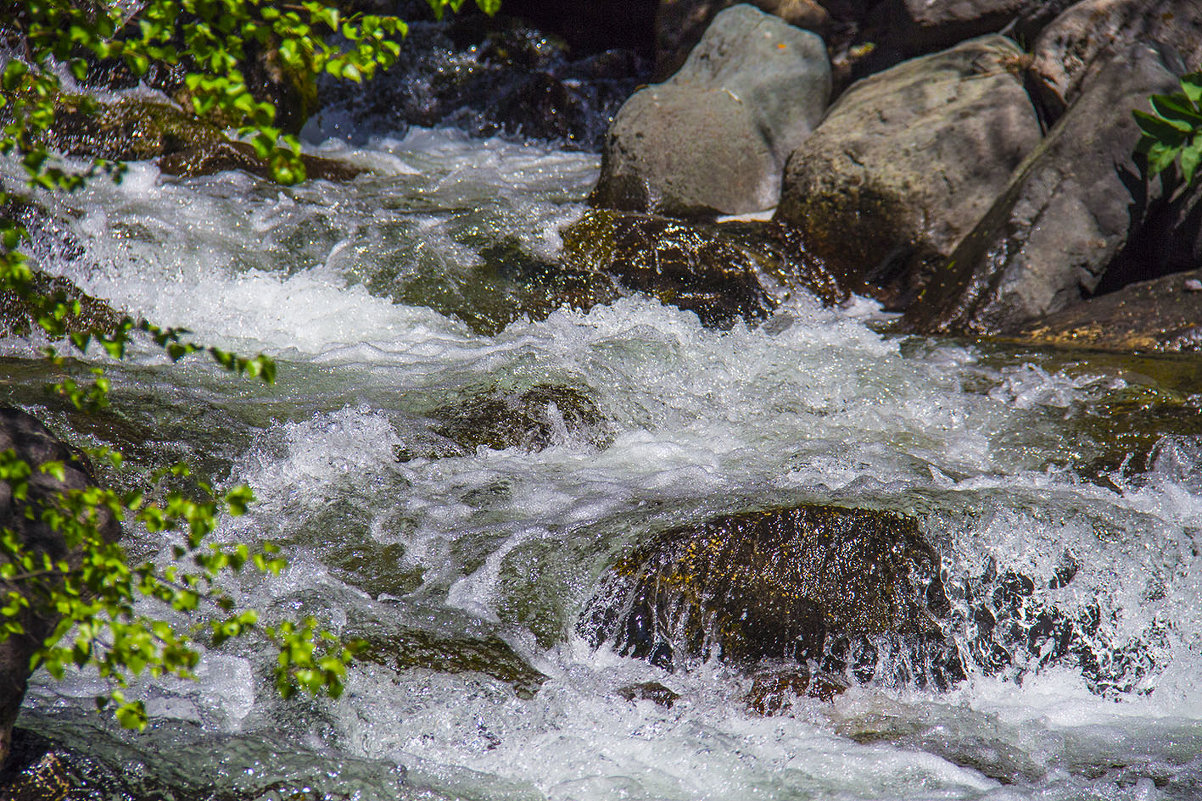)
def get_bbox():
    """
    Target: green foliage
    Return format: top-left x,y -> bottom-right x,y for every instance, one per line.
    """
1135,71 -> 1202,187
0,0 -> 497,730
